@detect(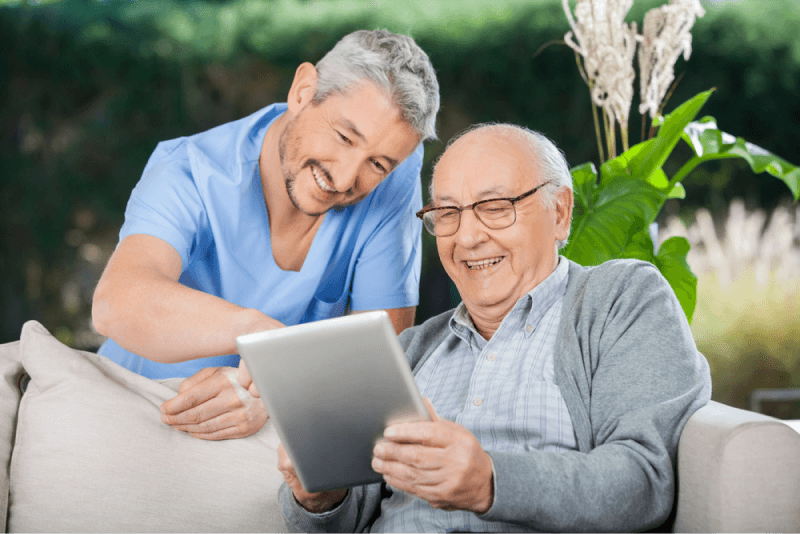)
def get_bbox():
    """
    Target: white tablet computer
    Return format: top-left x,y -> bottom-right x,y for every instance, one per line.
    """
235,311 -> 429,493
